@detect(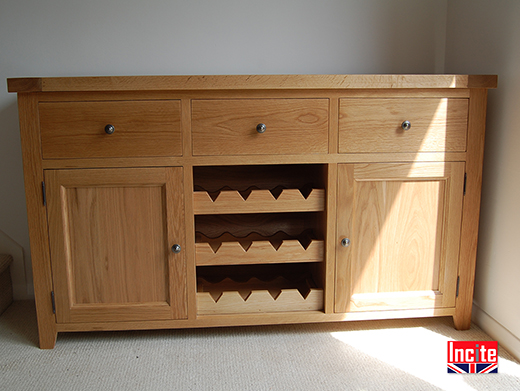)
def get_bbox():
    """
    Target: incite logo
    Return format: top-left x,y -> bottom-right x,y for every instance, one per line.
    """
447,341 -> 498,373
